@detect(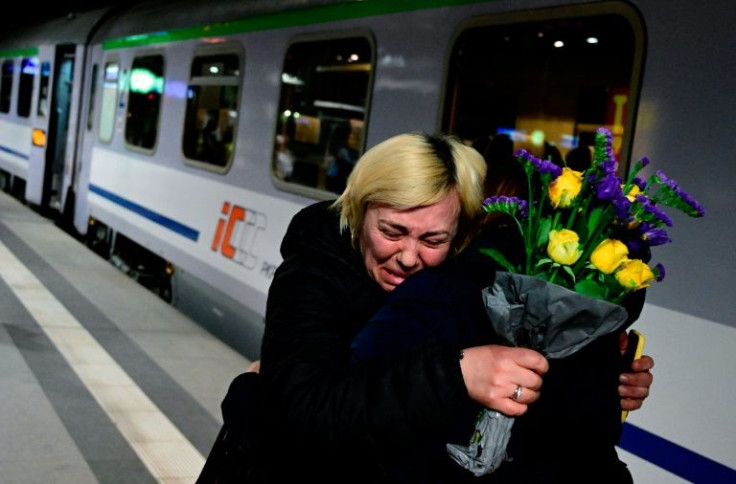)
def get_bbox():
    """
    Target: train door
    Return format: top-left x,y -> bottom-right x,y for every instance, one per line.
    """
26,44 -> 78,218
72,45 -> 104,237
